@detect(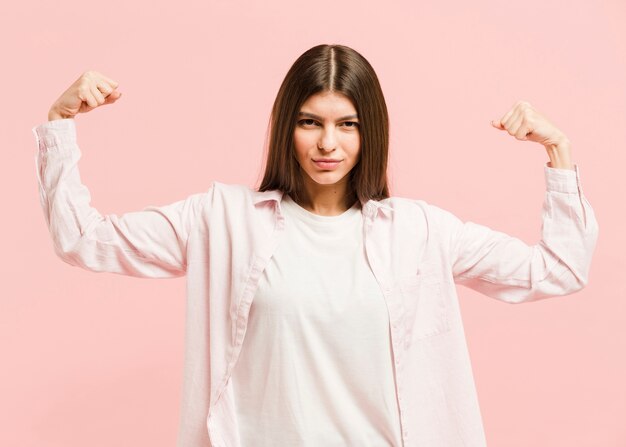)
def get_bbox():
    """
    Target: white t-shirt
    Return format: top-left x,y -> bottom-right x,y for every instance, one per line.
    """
231,193 -> 403,446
